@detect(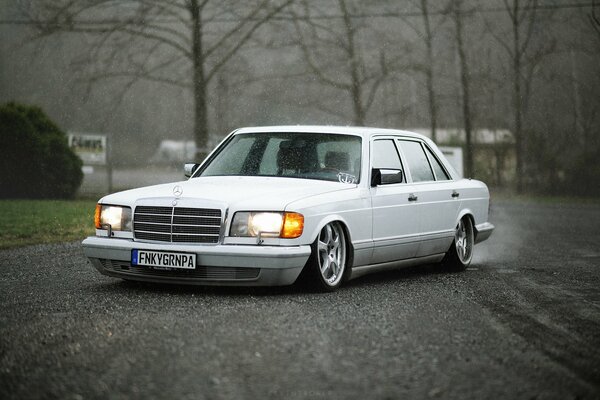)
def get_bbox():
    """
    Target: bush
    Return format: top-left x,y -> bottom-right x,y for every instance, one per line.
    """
0,103 -> 83,199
